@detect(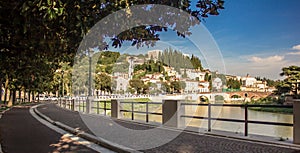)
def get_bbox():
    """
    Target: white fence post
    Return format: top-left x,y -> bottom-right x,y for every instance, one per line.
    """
111,99 -> 121,118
